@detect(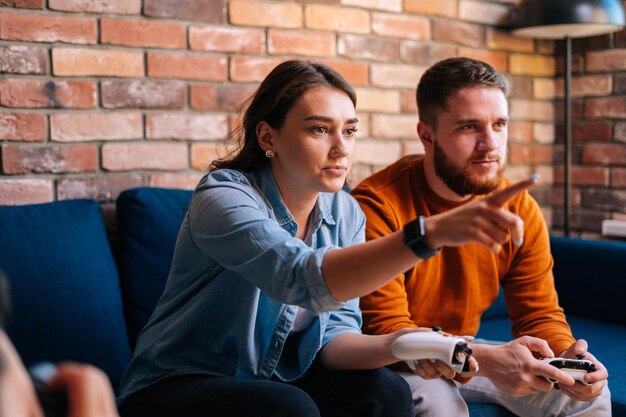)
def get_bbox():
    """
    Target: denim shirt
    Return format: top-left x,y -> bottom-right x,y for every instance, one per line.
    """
118,164 -> 365,402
